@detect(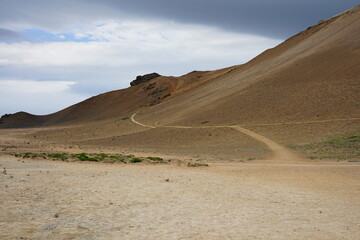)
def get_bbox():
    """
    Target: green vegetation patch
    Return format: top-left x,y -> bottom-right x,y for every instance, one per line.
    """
289,133 -> 360,161
72,153 -> 99,162
47,153 -> 69,161
14,152 -> 168,164
325,135 -> 360,146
